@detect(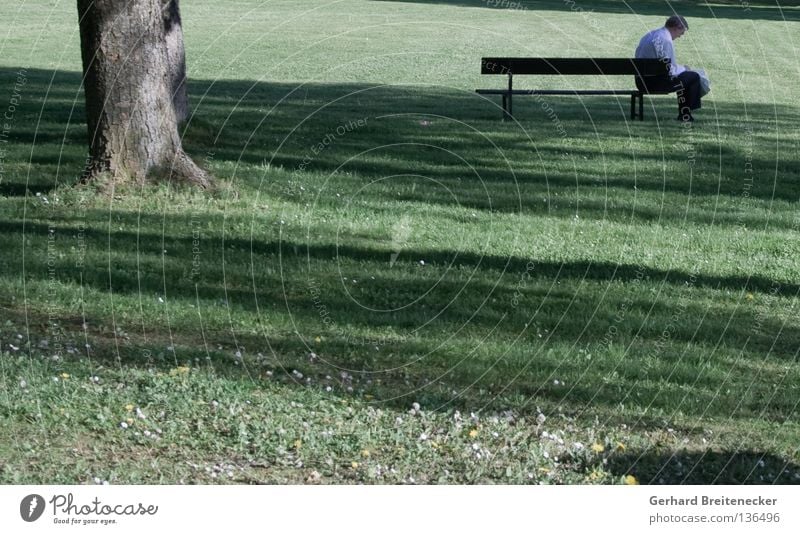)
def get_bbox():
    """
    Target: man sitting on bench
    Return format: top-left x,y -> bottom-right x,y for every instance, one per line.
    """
635,15 -> 702,122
